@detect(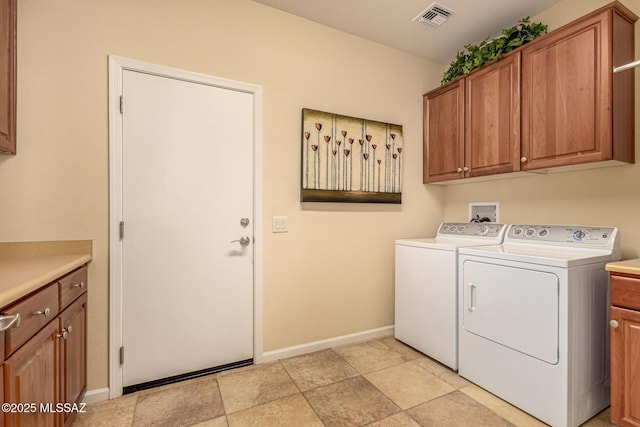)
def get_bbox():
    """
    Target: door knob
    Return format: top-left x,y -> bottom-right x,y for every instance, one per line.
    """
231,236 -> 251,246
